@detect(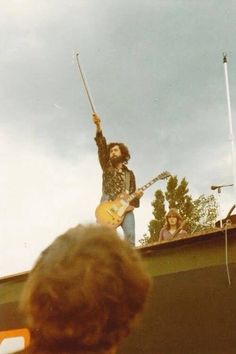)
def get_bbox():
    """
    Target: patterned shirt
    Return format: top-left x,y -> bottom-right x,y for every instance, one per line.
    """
95,131 -> 139,207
